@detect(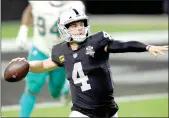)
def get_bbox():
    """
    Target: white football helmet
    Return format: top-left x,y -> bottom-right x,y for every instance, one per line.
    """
48,1 -> 65,7
58,8 -> 90,43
